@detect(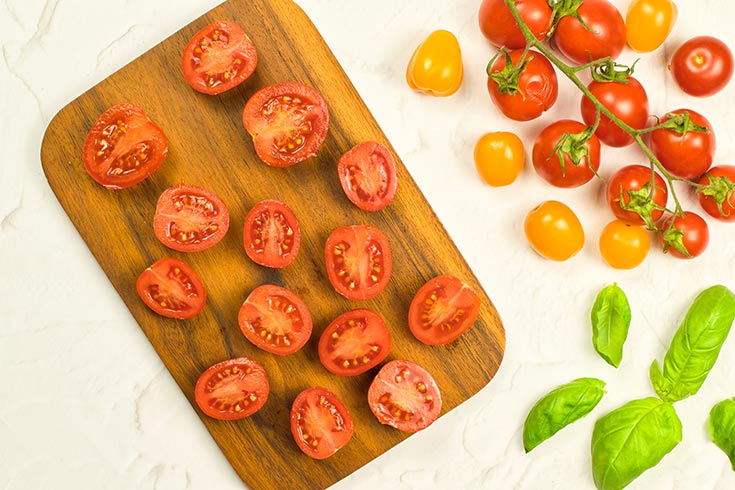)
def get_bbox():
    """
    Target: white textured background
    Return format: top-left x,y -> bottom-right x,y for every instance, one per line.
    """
1,0 -> 735,489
